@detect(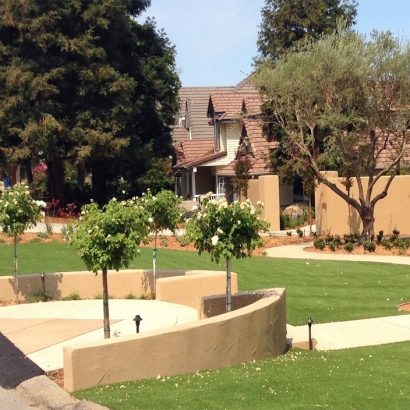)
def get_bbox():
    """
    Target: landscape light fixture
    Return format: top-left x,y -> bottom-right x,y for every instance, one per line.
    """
41,272 -> 46,302
133,315 -> 143,333
307,317 -> 313,350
